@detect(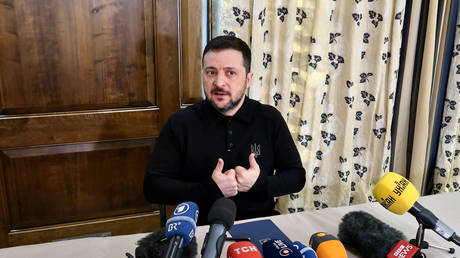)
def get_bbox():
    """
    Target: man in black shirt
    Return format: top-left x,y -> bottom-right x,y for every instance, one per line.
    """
144,36 -> 305,225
